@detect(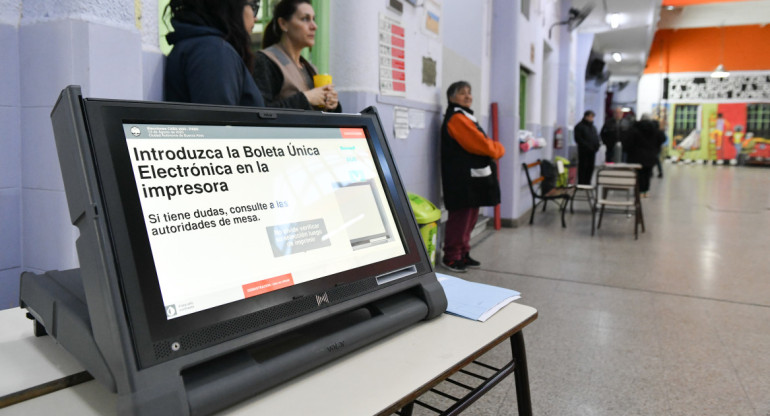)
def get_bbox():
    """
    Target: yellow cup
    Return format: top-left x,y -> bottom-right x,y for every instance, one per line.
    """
313,74 -> 332,88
